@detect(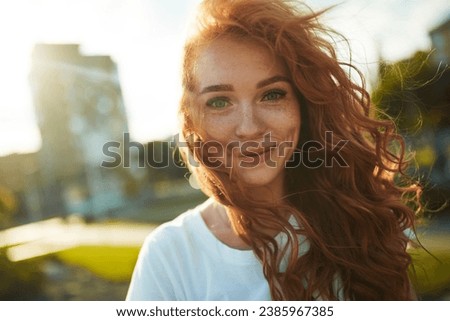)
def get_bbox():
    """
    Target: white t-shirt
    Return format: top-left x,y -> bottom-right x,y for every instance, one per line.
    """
126,198 -> 272,300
